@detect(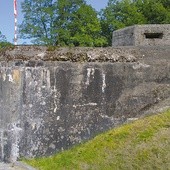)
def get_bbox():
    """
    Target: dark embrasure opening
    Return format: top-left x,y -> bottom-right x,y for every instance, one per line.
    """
144,33 -> 163,39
